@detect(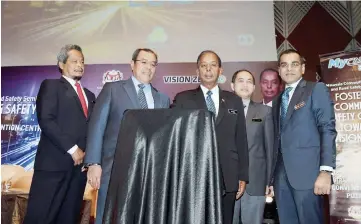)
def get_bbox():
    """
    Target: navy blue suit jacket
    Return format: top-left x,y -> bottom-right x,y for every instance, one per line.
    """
34,77 -> 95,171
271,79 -> 337,190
